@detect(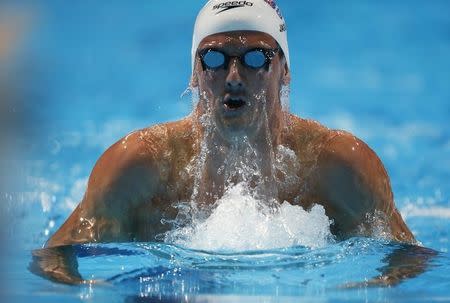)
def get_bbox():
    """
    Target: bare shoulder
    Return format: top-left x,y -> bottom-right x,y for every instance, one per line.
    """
46,118 -> 195,247
89,117 -> 196,191
318,130 -> 387,179
283,114 -> 330,162
84,117 -> 197,209
285,114 -> 330,143
286,113 -> 389,185
285,114 -> 413,242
